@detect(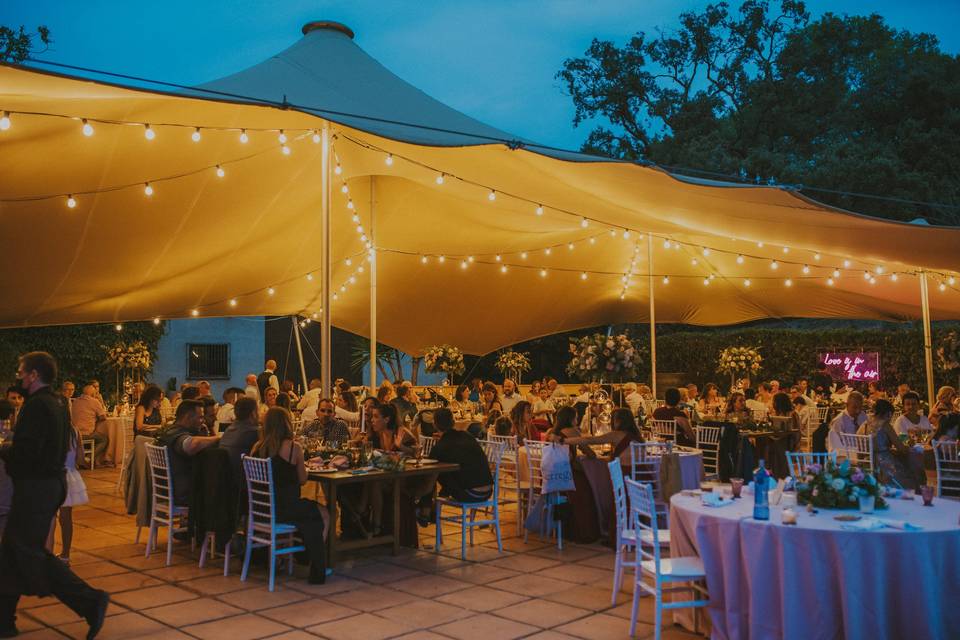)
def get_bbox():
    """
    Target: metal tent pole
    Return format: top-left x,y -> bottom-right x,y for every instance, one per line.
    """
370,176 -> 377,393
919,270 -> 936,404
647,234 -> 657,399
291,316 -> 308,393
320,124 -> 332,397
